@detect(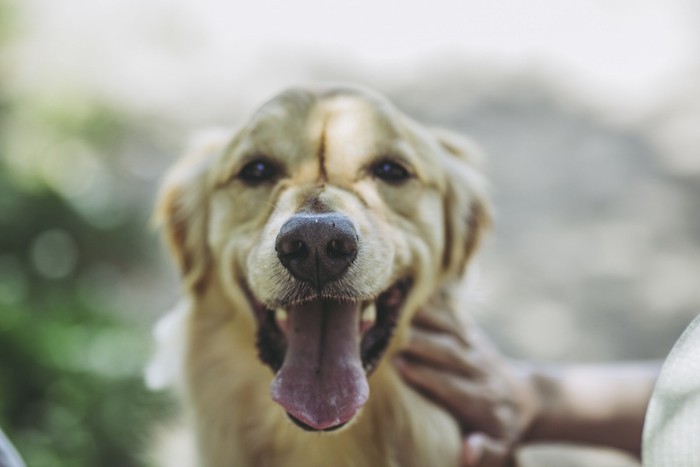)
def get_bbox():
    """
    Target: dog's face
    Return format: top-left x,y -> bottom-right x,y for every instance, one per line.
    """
157,86 -> 489,433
